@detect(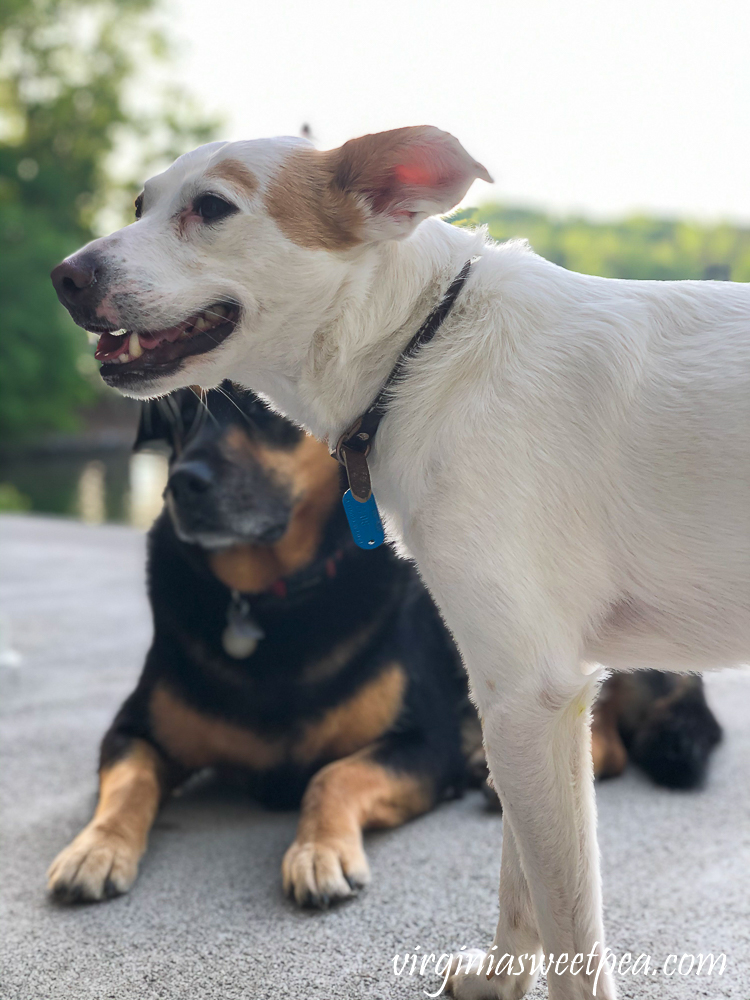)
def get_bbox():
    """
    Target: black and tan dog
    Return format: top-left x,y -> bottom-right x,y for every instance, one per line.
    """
47,383 -> 722,908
